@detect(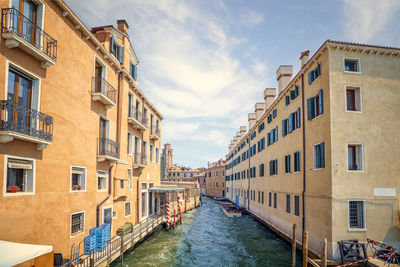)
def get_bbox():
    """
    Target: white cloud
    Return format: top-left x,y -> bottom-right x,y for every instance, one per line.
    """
241,10 -> 264,26
342,0 -> 400,43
